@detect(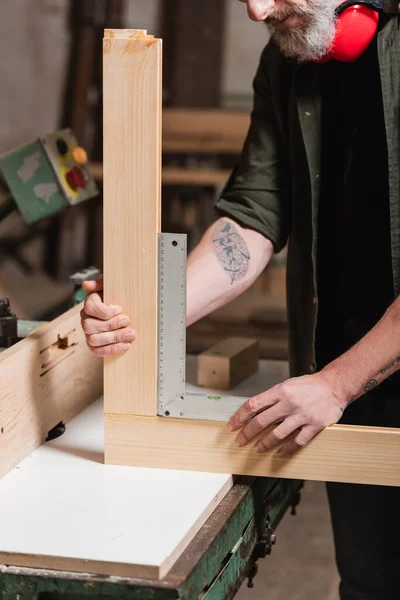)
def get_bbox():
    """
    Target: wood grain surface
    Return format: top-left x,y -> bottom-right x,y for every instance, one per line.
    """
0,304 -> 103,480
103,29 -> 162,416
105,413 -> 400,487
